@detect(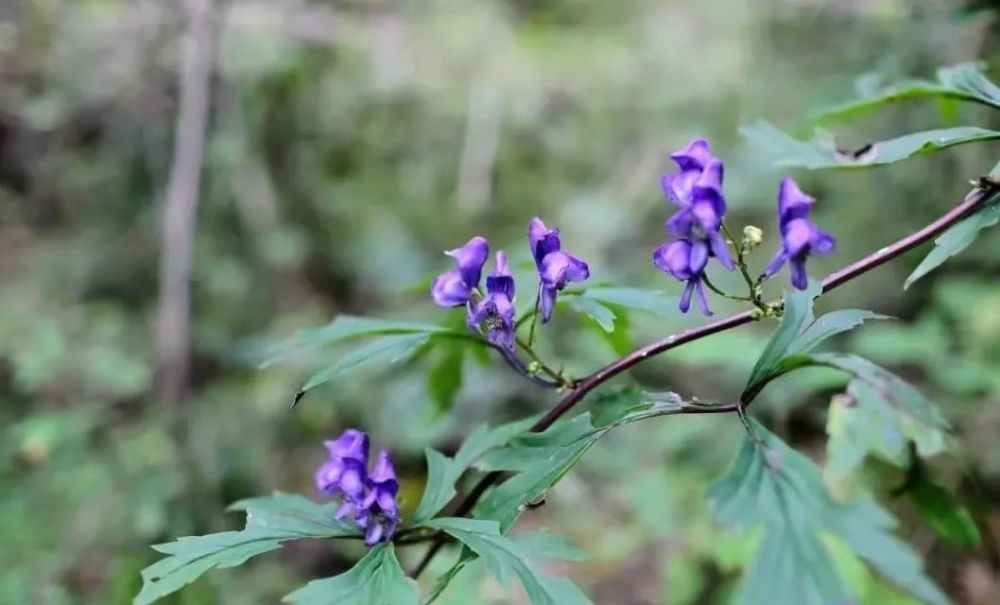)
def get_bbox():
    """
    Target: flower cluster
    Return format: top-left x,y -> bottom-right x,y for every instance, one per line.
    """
654,139 -> 734,315
762,177 -> 836,290
654,138 -> 836,310
315,429 -> 400,546
430,218 -> 590,348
